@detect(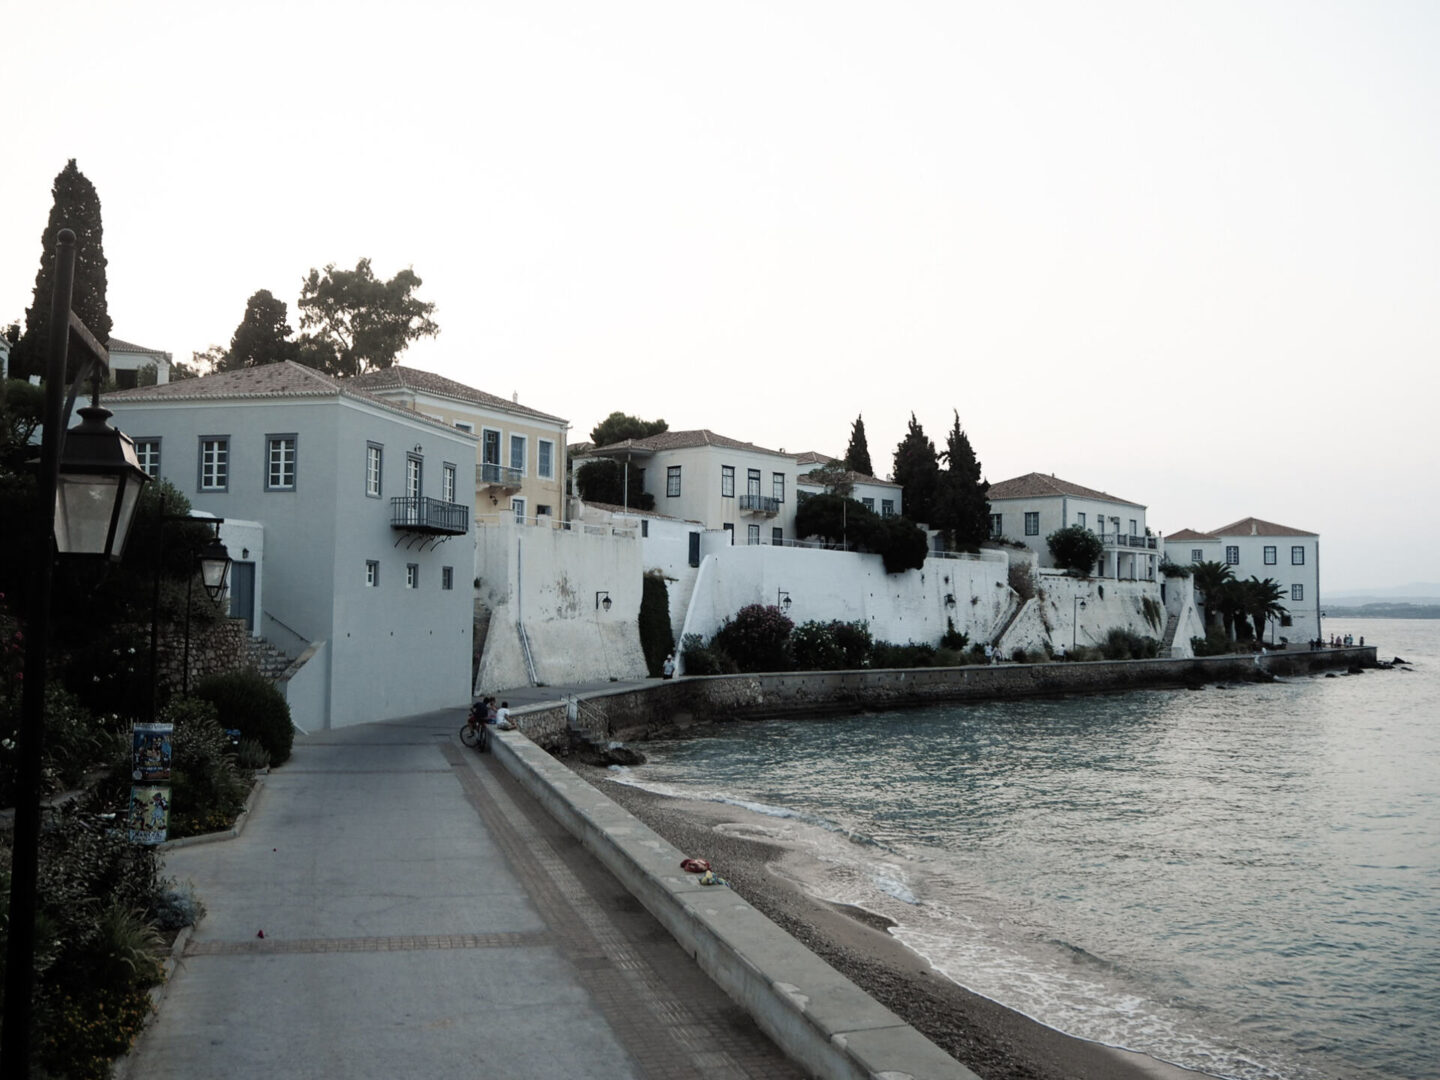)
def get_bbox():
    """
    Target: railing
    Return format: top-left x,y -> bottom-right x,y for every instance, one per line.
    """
739,493 -> 781,515
479,463 -> 523,487
1099,533 -> 1157,549
390,496 -> 469,534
